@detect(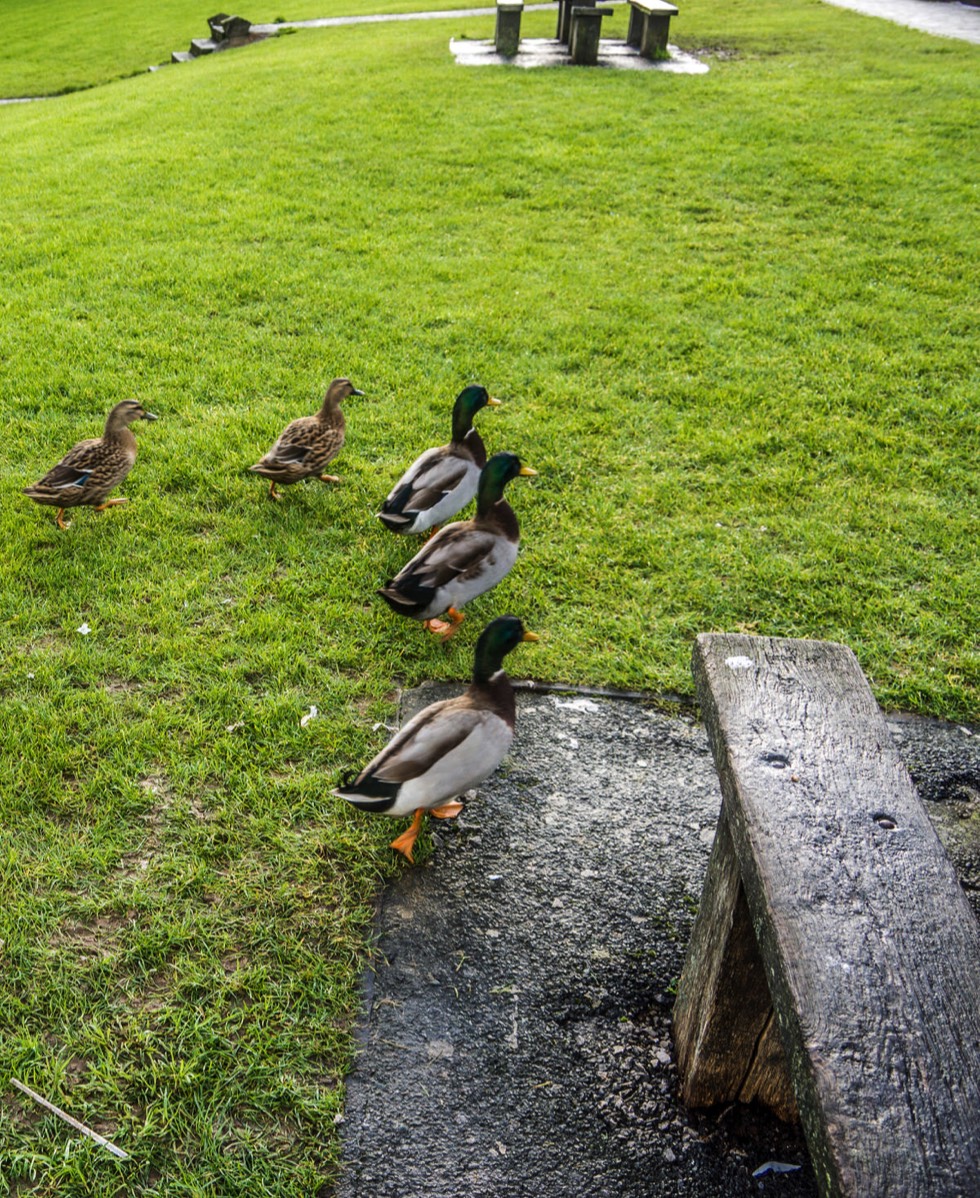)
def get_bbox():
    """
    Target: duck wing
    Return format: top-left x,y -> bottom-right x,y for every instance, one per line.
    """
27,438 -> 130,496
361,696 -> 482,784
383,448 -> 471,514
258,418 -> 319,467
388,522 -> 501,598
